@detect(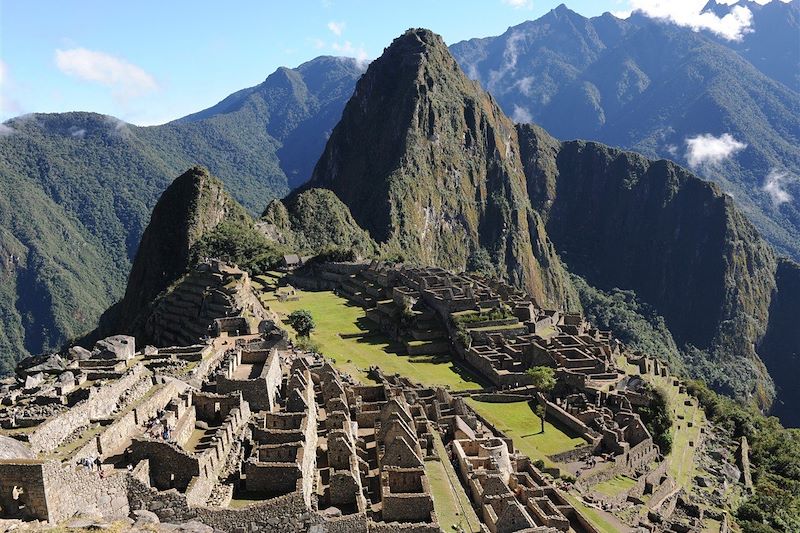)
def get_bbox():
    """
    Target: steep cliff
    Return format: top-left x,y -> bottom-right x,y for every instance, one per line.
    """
518,124 -> 779,408
758,258 -> 800,425
110,166 -> 250,334
302,29 -> 577,309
